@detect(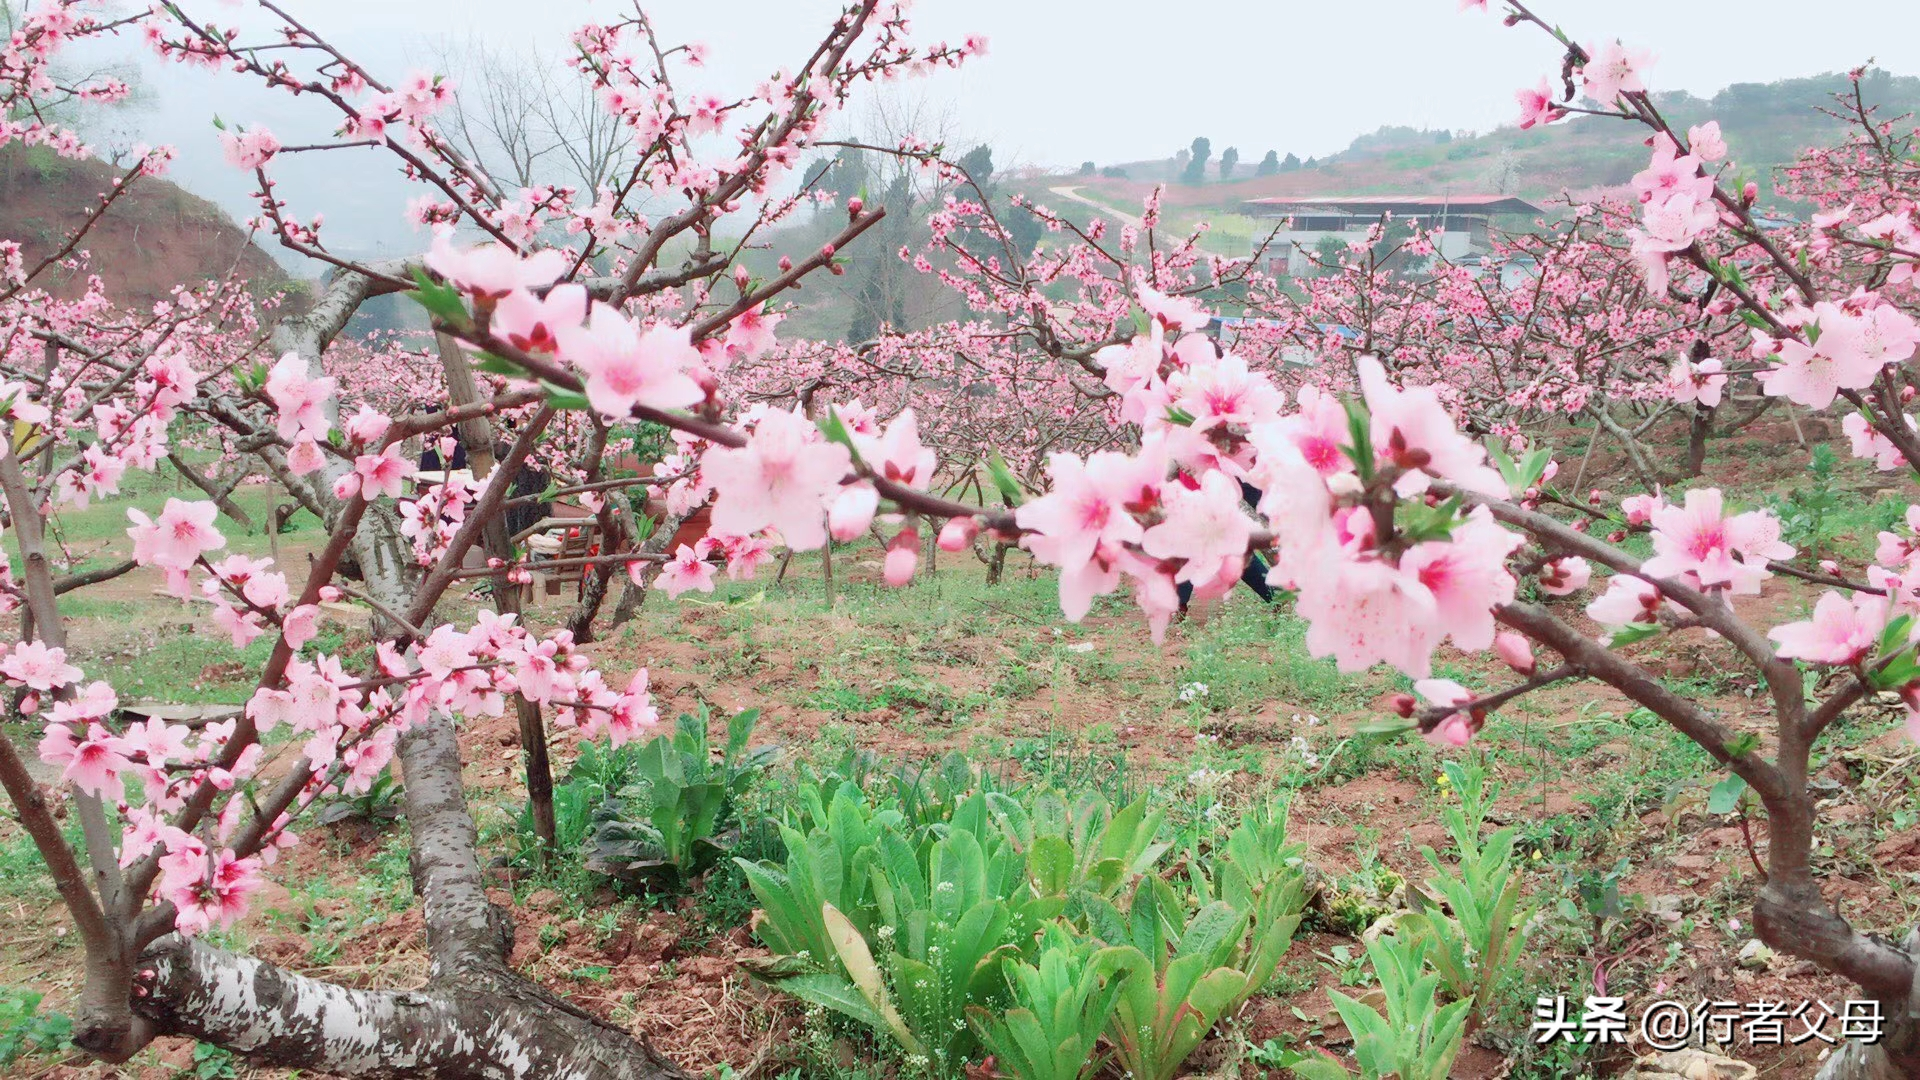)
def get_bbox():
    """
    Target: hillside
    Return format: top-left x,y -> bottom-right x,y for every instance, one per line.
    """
0,143 -> 289,309
1027,69 -> 1920,220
